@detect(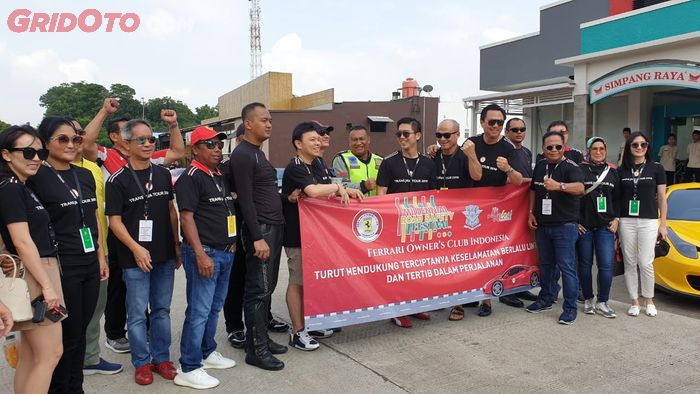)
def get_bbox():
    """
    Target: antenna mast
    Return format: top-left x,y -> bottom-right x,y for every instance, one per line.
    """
249,0 -> 262,80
